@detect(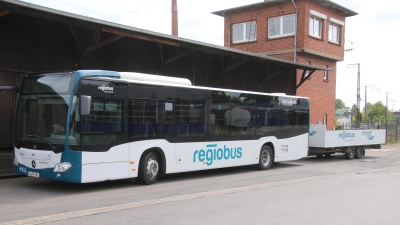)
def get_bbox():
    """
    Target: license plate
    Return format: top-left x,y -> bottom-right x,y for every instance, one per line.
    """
28,171 -> 40,178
